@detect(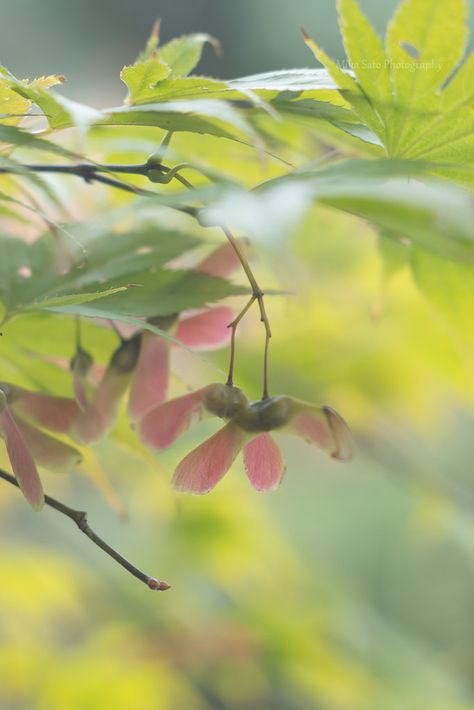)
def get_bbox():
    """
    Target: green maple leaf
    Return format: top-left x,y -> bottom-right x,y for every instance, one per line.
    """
302,0 -> 474,178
